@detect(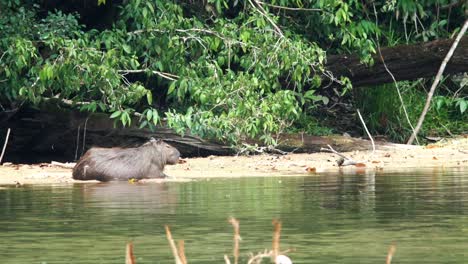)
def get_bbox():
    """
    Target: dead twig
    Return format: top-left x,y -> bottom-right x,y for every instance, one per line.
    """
228,217 -> 241,264
357,109 -> 375,160
177,240 -> 187,264
272,220 -> 281,264
407,19 -> 468,145
320,144 -> 366,167
118,69 -> 179,81
165,225 -> 184,264
224,255 -> 232,264
0,128 -> 11,164
126,242 -> 136,264
386,244 -> 396,264
320,144 -> 351,161
51,161 -> 76,169
81,117 -> 89,157
74,125 -> 80,161
247,249 -> 271,264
